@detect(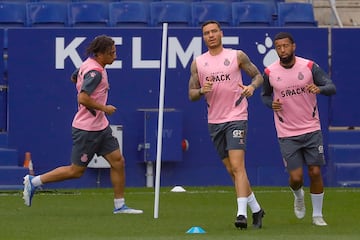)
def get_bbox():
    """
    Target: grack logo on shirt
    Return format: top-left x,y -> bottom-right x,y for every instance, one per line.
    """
224,58 -> 230,66
280,86 -> 312,97
206,74 -> 231,82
